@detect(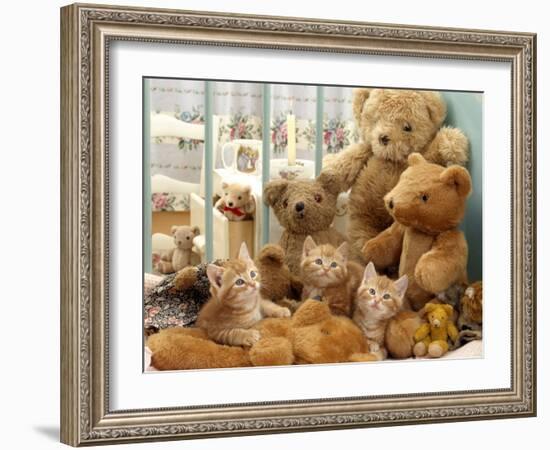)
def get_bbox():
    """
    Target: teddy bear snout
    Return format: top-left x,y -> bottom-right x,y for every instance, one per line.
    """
379,134 -> 390,146
228,201 -> 234,207
295,202 -> 305,212
432,319 -> 441,328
